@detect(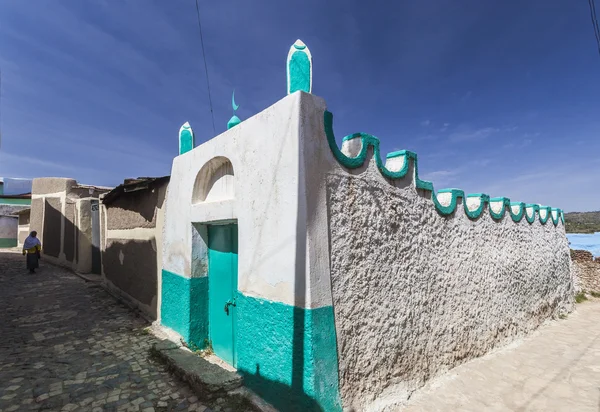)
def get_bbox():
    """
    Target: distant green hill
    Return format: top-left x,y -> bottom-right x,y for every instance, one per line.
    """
564,211 -> 600,233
